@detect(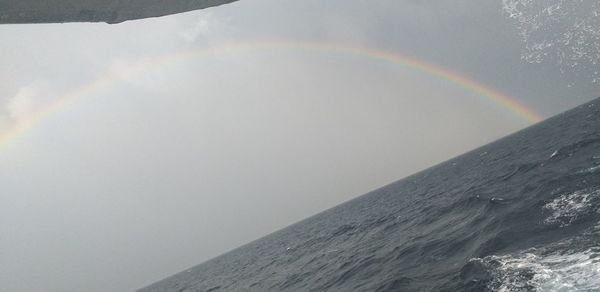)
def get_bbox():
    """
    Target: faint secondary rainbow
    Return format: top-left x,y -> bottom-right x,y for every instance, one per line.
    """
0,39 -> 544,149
